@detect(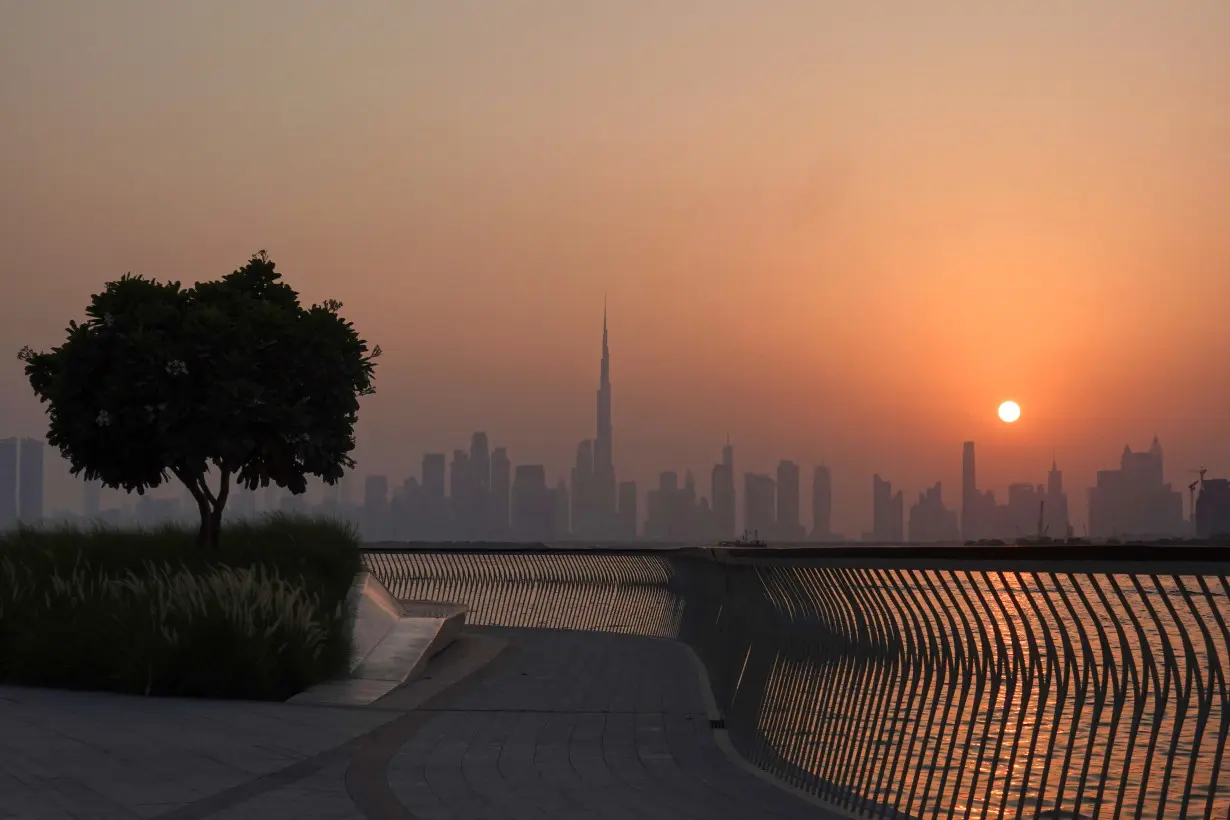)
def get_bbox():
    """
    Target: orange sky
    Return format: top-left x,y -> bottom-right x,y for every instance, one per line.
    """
3,1 -> 1229,534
